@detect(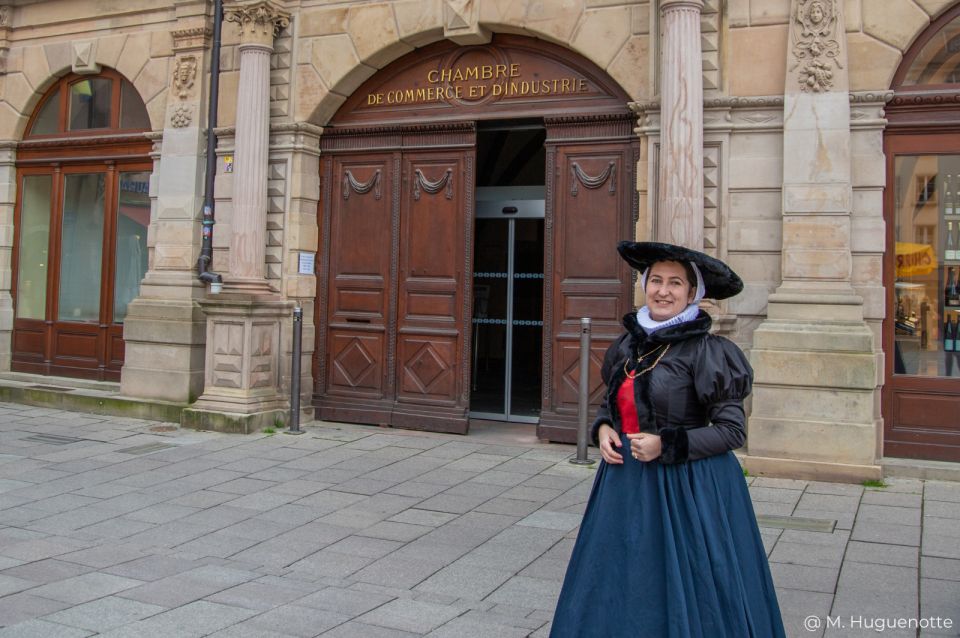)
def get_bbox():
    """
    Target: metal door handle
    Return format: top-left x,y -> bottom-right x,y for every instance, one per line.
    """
502,206 -> 518,214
